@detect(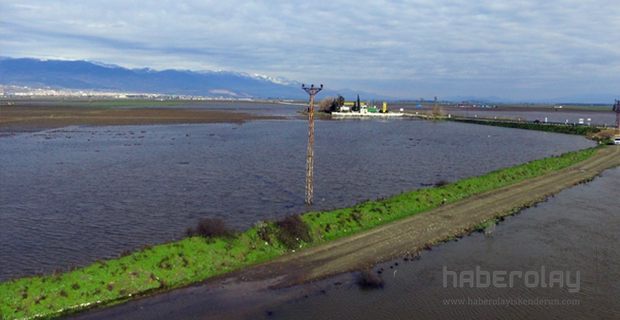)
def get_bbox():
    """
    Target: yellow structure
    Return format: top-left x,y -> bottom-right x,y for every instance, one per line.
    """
382,102 -> 387,113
